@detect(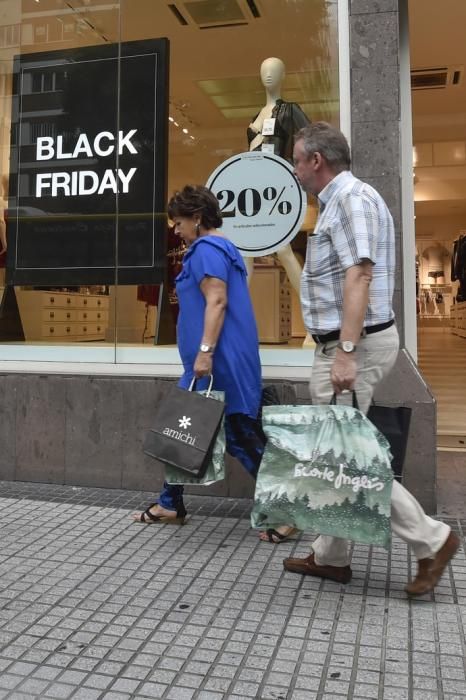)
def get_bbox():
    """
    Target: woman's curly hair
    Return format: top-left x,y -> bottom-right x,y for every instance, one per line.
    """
168,185 -> 222,230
